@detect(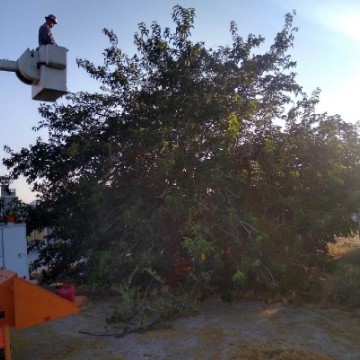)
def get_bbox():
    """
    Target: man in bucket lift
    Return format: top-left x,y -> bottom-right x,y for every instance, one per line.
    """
39,14 -> 58,46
